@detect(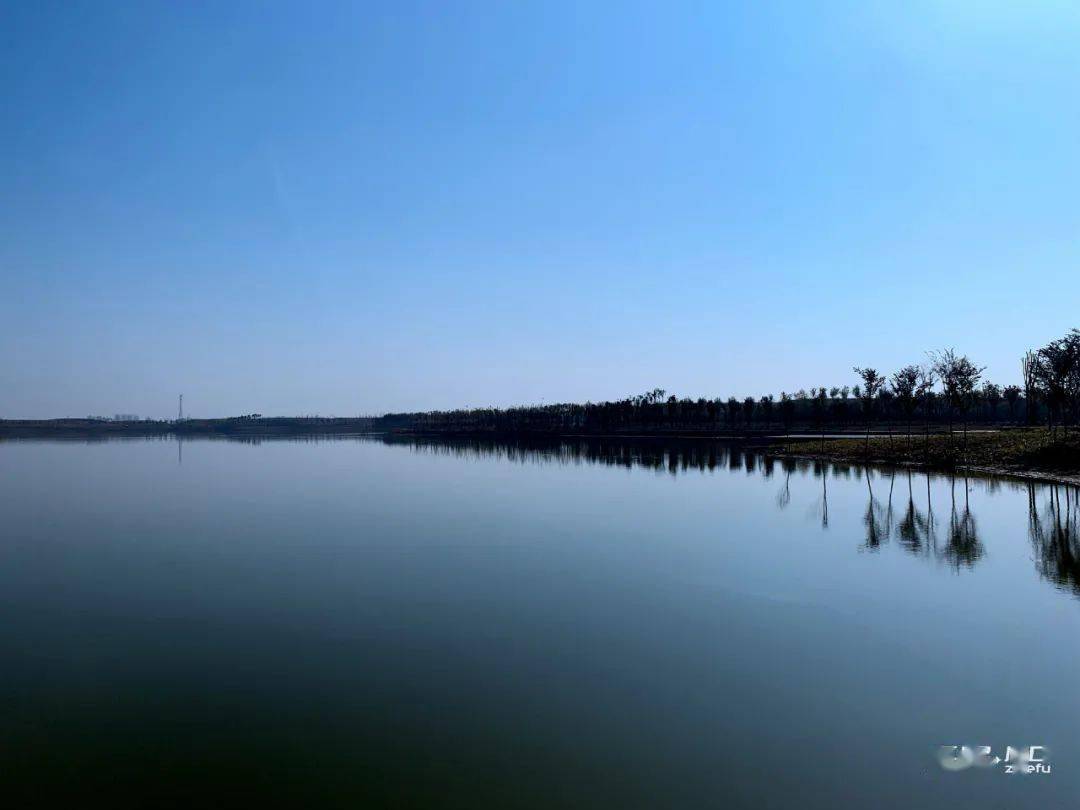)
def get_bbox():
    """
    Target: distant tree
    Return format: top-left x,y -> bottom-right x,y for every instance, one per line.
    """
827,386 -> 842,427
955,359 -> 984,443
795,389 -> 810,427
1003,384 -> 1022,423
389,332 -> 1080,441
853,367 -> 886,454
877,387 -> 894,430
760,395 -> 774,428
1070,331 -> 1080,432
1061,330 -> 1080,432
933,350 -> 961,434
779,392 -> 795,435
890,365 -> 920,445
814,386 -> 828,447
918,366 -> 936,426
932,349 -> 984,444
726,397 -> 741,430
981,382 -> 1001,423
1022,350 -> 1040,425
1034,330 -> 1080,438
